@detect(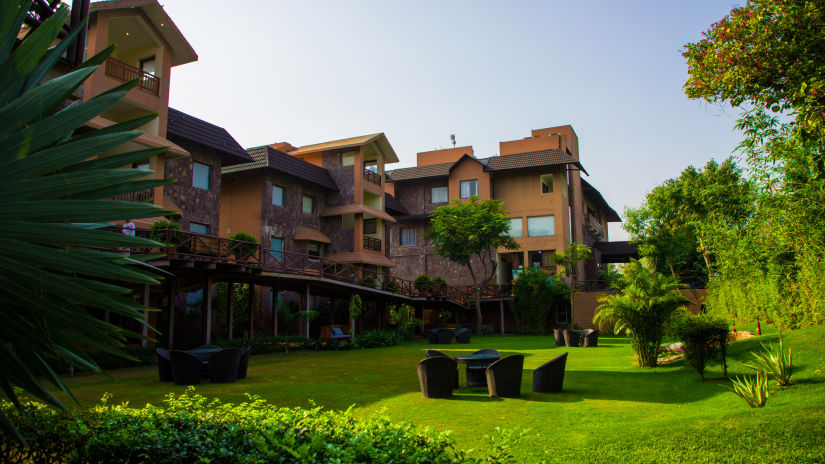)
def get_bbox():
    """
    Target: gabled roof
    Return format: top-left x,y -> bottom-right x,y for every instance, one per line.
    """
290,133 -> 399,163
386,162 -> 452,182
384,193 -> 409,216
448,153 -> 485,173
581,178 -> 621,222
166,108 -> 251,166
222,146 -> 338,191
